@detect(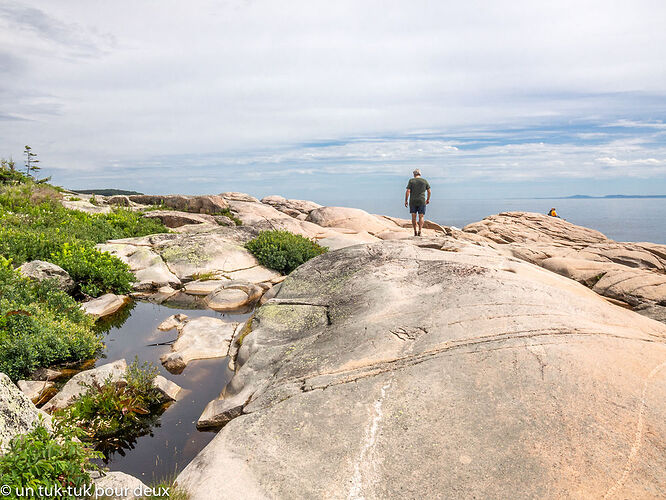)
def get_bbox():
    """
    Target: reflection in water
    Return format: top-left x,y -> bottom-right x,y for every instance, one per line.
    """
91,300 -> 246,482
